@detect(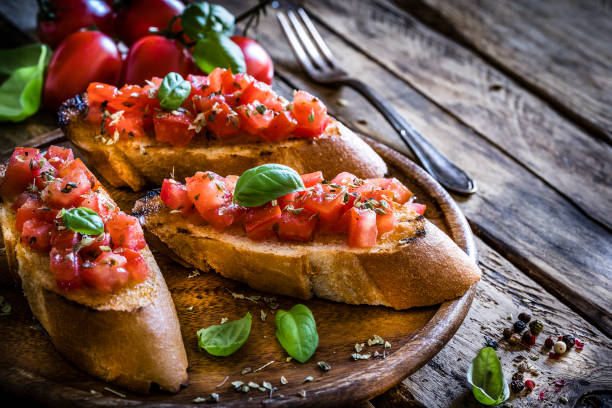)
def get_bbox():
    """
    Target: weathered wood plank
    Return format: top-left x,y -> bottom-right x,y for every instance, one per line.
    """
304,0 -> 612,231
400,0 -> 612,143
221,0 -> 612,335
403,236 -> 612,408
